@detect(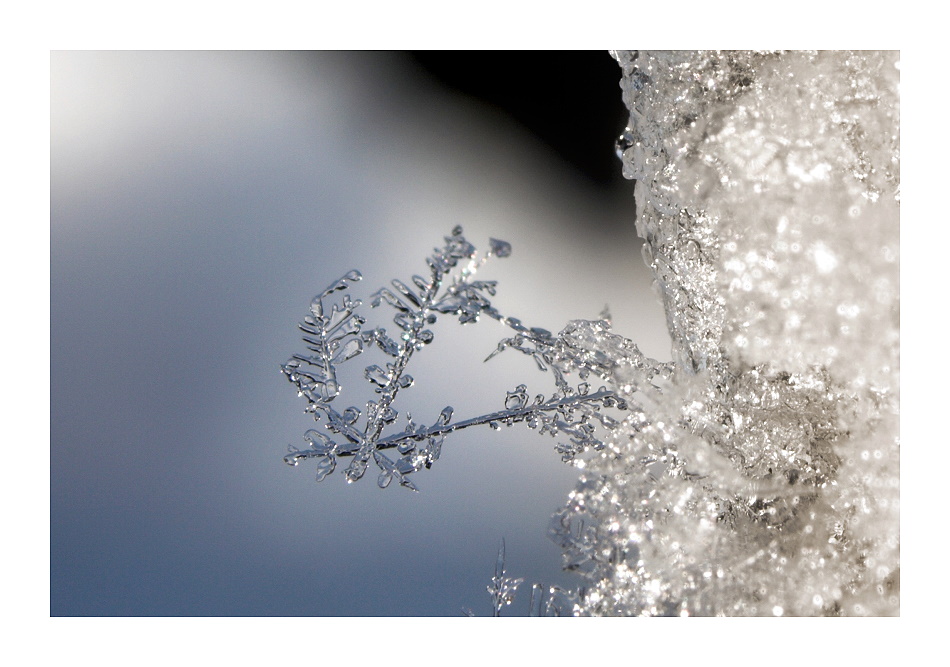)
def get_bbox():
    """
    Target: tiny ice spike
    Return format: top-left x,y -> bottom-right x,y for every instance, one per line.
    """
488,540 -> 524,617
282,226 -> 633,492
